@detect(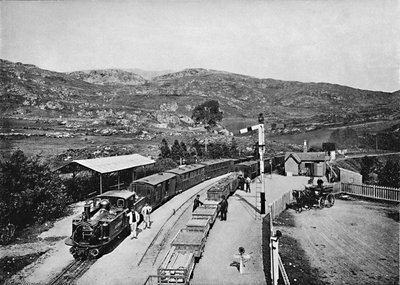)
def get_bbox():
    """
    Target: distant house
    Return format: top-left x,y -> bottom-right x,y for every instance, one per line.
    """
284,152 -> 329,177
